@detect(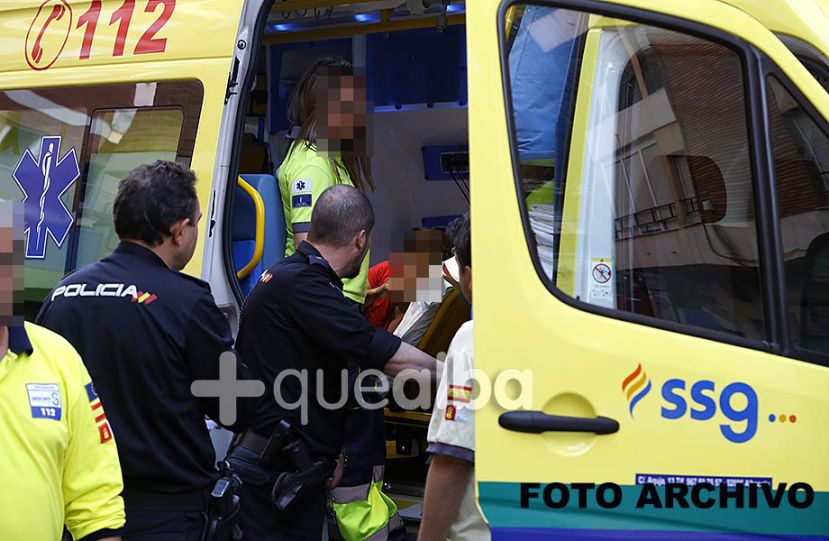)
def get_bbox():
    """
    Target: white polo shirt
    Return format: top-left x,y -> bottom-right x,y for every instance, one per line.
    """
426,321 -> 490,541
